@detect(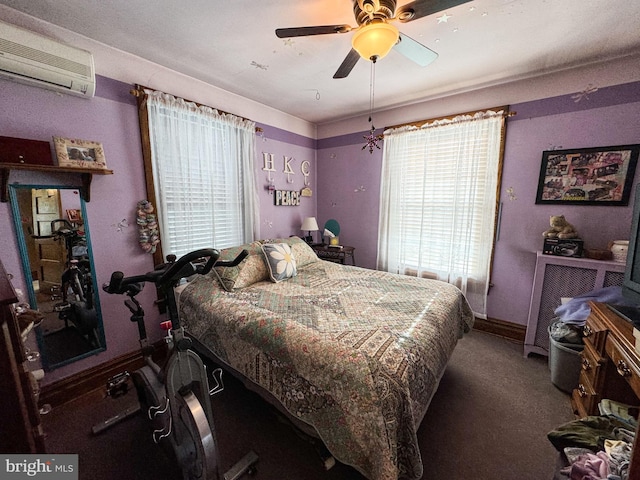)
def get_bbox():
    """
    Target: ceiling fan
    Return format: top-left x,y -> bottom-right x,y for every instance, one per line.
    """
275,0 -> 473,79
